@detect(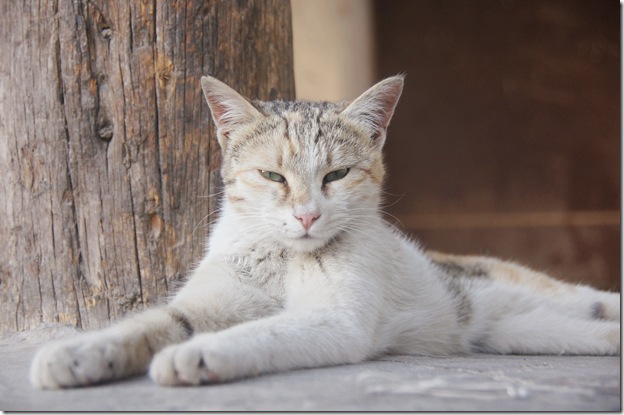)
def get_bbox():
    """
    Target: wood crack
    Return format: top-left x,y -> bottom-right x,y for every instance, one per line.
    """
54,1 -> 83,330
